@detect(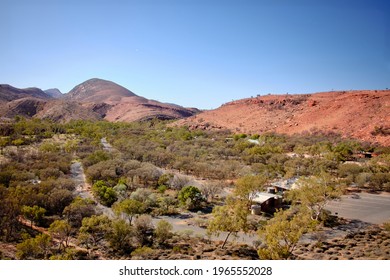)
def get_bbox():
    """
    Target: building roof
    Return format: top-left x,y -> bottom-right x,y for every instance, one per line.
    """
270,177 -> 299,190
252,192 -> 282,204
